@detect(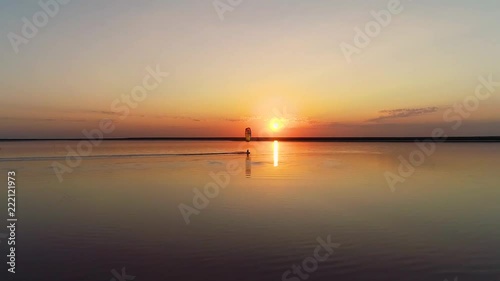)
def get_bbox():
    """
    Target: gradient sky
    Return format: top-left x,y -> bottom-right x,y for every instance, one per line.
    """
1,0 -> 499,138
